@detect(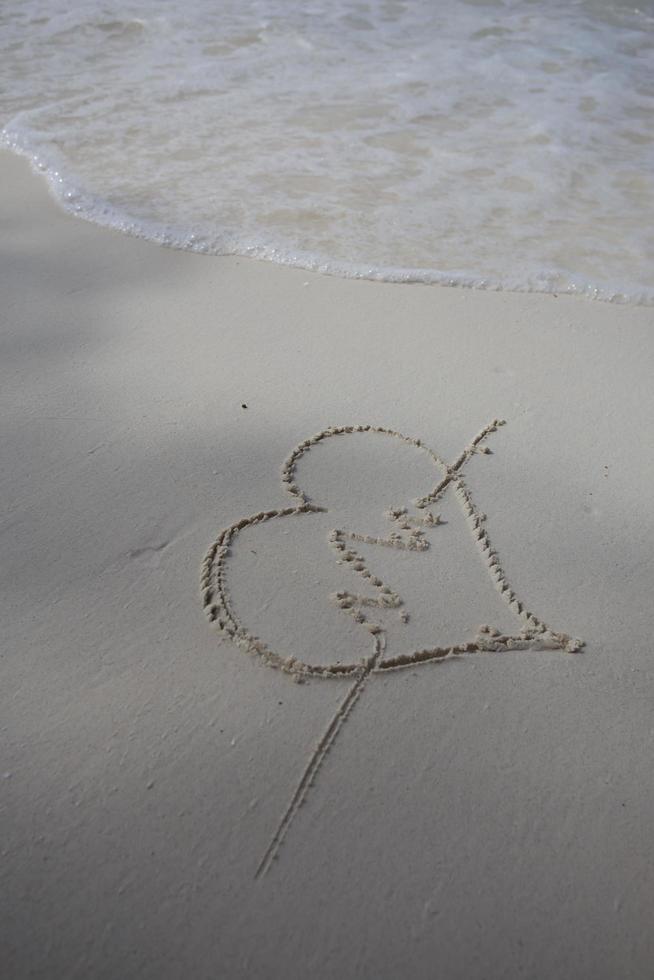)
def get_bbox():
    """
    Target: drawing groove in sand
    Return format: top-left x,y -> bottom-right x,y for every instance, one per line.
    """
200,421 -> 583,876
